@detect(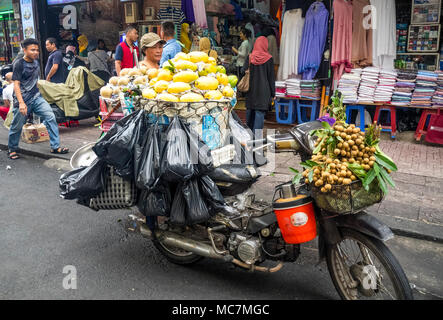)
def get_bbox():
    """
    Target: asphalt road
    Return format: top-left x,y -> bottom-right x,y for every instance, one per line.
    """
0,151 -> 442,300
